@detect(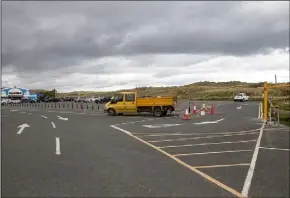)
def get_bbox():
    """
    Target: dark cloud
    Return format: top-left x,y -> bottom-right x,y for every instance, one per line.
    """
2,1 -> 289,90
